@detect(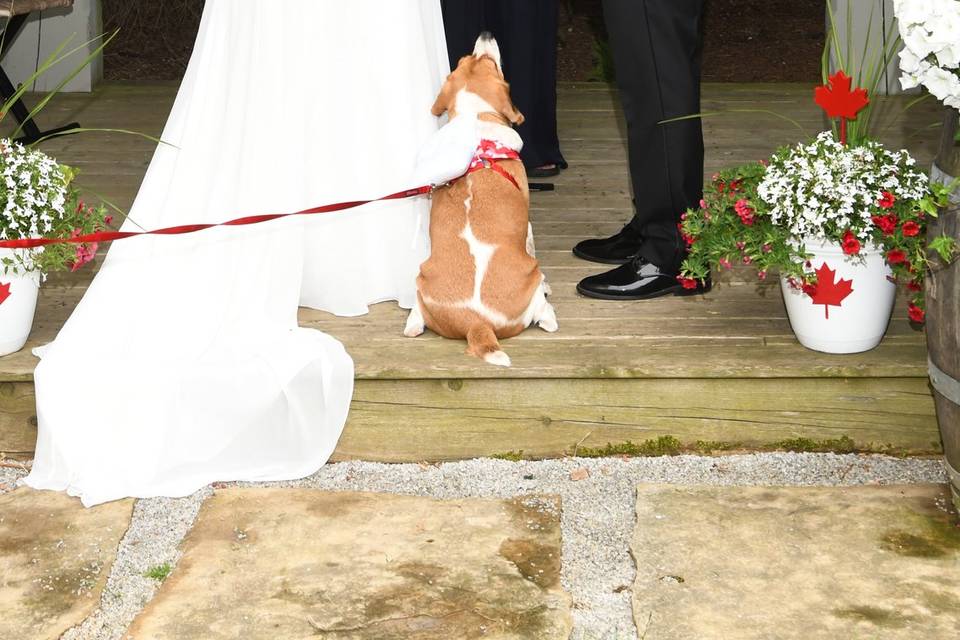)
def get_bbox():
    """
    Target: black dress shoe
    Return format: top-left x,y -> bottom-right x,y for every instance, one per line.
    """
572,224 -> 642,264
577,256 -> 712,301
